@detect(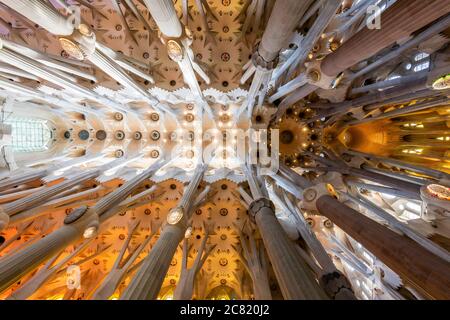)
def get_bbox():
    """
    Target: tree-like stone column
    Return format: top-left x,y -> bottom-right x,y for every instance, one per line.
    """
0,0 -> 74,35
234,221 -> 272,300
248,198 -> 328,299
91,221 -> 158,300
142,0 -> 183,38
173,221 -> 216,300
273,188 -> 356,300
0,205 -> 97,293
141,0 -> 212,116
241,165 -> 327,299
121,165 -> 207,300
0,160 -> 166,293
302,184 -> 450,300
0,169 -> 48,192
320,0 -> 450,79
243,0 -> 314,112
6,239 -> 92,300
0,170 -> 100,231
